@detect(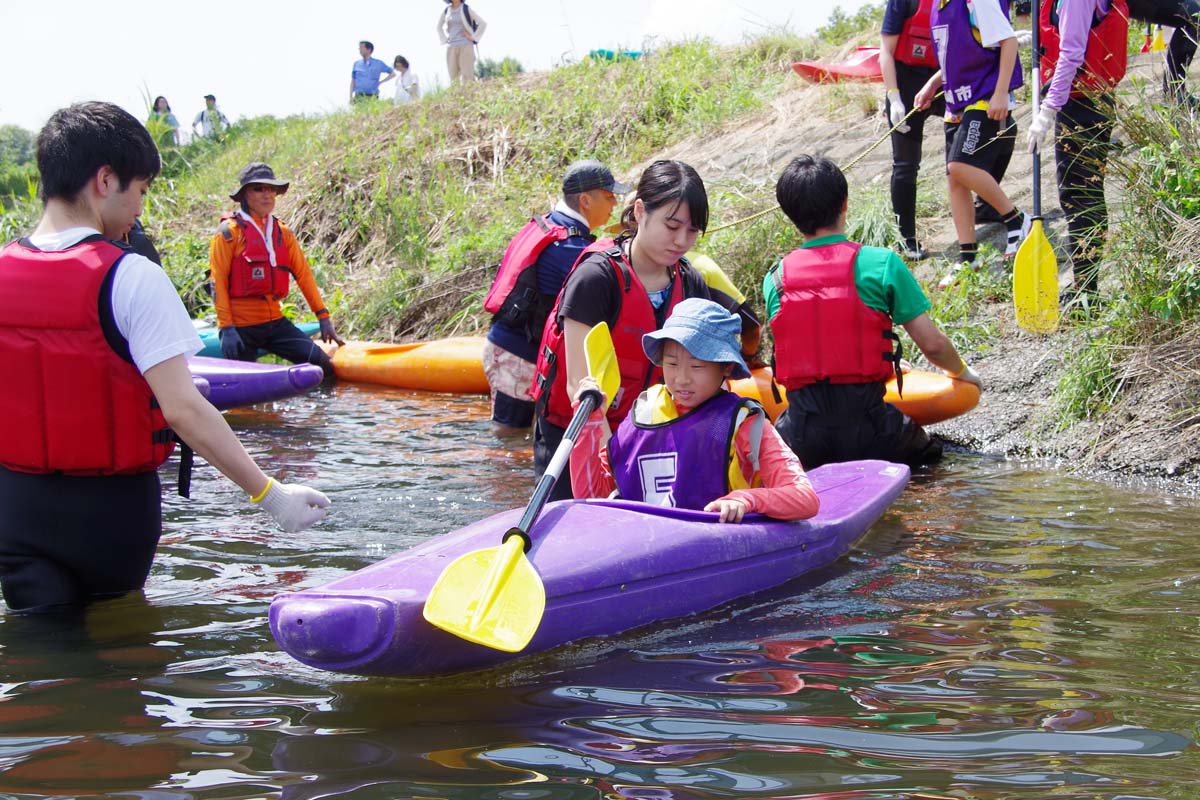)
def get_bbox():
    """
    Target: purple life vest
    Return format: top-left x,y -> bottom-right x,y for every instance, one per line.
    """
930,0 -> 1024,113
609,389 -> 760,510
